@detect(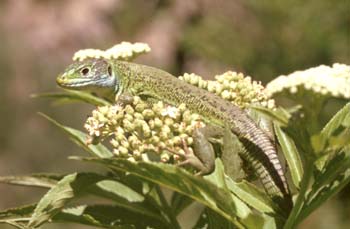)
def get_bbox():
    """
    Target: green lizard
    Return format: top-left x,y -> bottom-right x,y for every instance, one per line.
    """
56,58 -> 293,211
